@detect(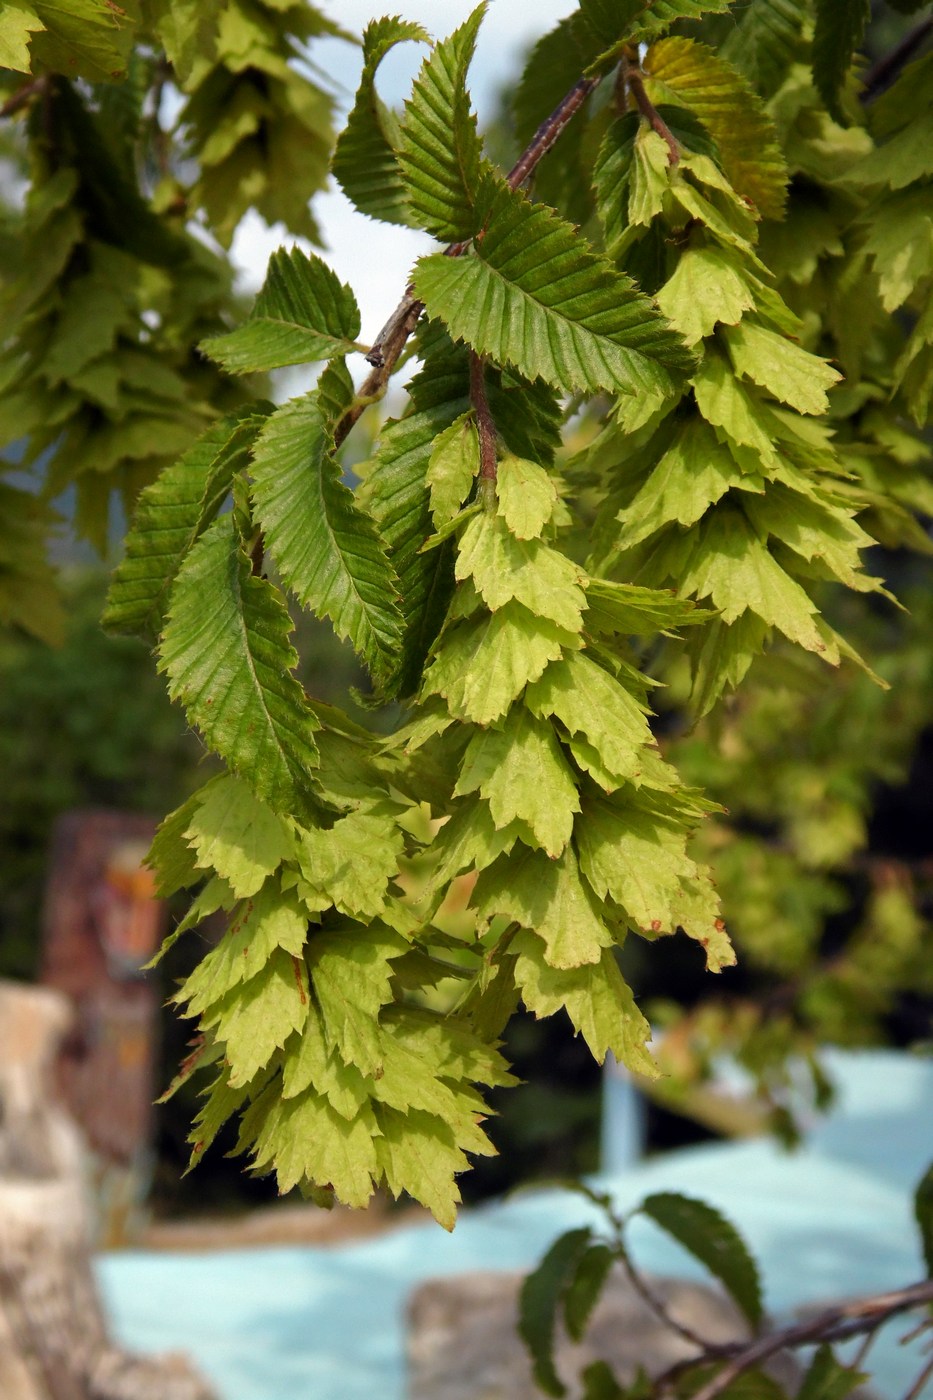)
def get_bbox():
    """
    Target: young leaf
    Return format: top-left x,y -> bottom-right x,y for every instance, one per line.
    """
307,924 -> 409,1076
201,249 -> 362,374
639,1191 -> 763,1326
178,881 -> 308,1019
159,515 -> 321,814
412,180 -> 694,400
202,946 -> 309,1088
643,37 -> 789,219
525,652 -> 652,785
720,0 -> 809,98
184,774 -> 295,899
103,409 -> 267,639
252,1088 -> 379,1206
331,17 -> 429,226
374,1104 -> 468,1231
812,0 -> 871,121
722,322 -> 841,416
575,793 -> 701,936
295,806 -> 405,919
249,393 -> 403,684
473,846 -> 613,970
519,1227 -> 594,1398
656,245 -> 757,347
455,706 -> 581,858
398,4 -> 488,241
426,412 -> 479,529
496,455 -> 559,539
455,513 -> 588,632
